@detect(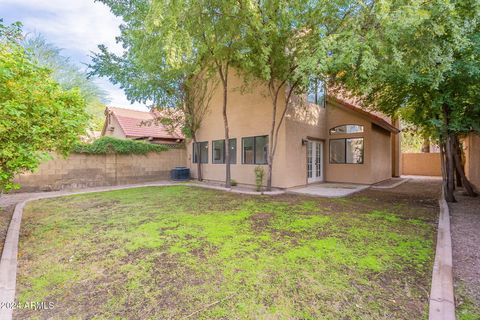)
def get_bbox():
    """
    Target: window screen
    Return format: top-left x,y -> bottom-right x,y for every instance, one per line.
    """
242,136 -> 268,164
329,138 -> 364,164
212,139 -> 236,164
